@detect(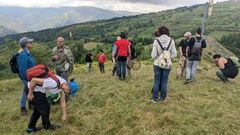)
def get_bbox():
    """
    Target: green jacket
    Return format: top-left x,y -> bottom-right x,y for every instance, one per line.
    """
52,45 -> 74,73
